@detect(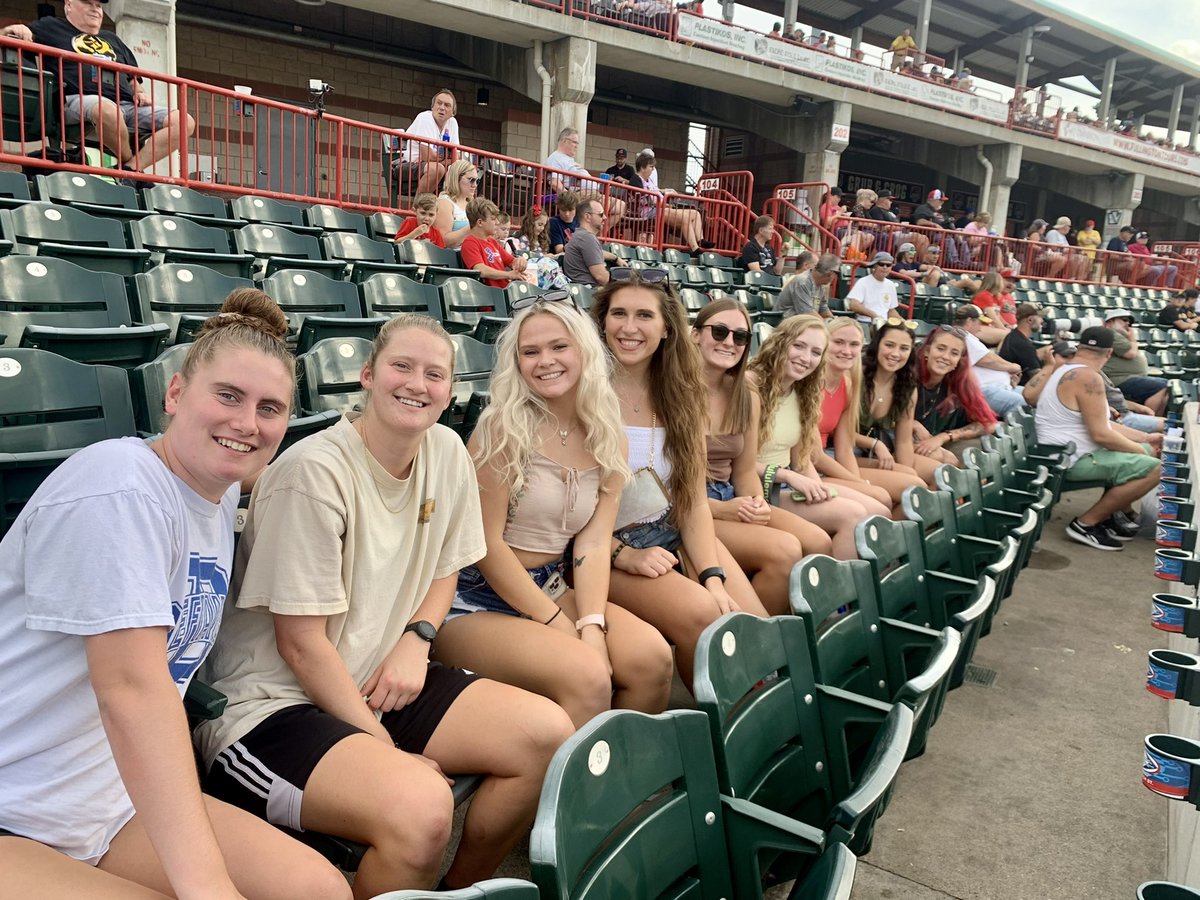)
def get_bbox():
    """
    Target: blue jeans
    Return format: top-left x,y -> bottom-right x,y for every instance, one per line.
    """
981,383 -> 1027,417
448,561 -> 562,620
706,481 -> 735,501
1121,411 -> 1162,433
615,510 -> 682,553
